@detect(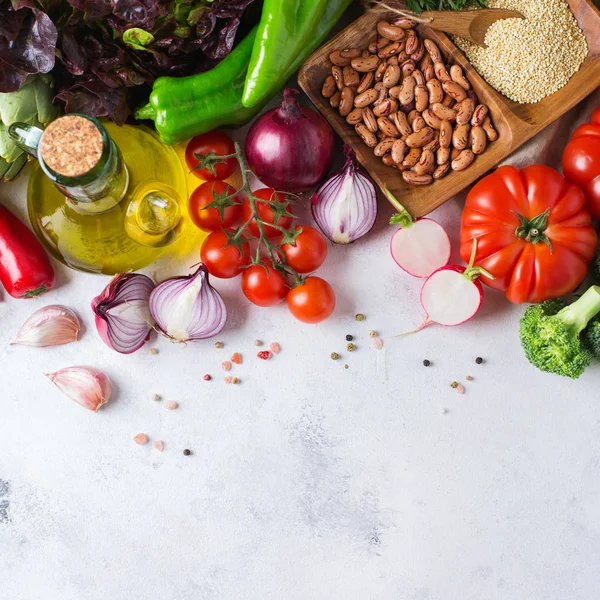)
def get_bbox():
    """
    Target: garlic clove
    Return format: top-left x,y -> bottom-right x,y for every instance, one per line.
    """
11,305 -> 81,347
45,366 -> 112,412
